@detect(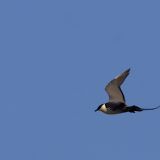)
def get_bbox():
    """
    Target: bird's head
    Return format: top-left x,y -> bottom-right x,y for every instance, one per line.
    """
95,104 -> 104,112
